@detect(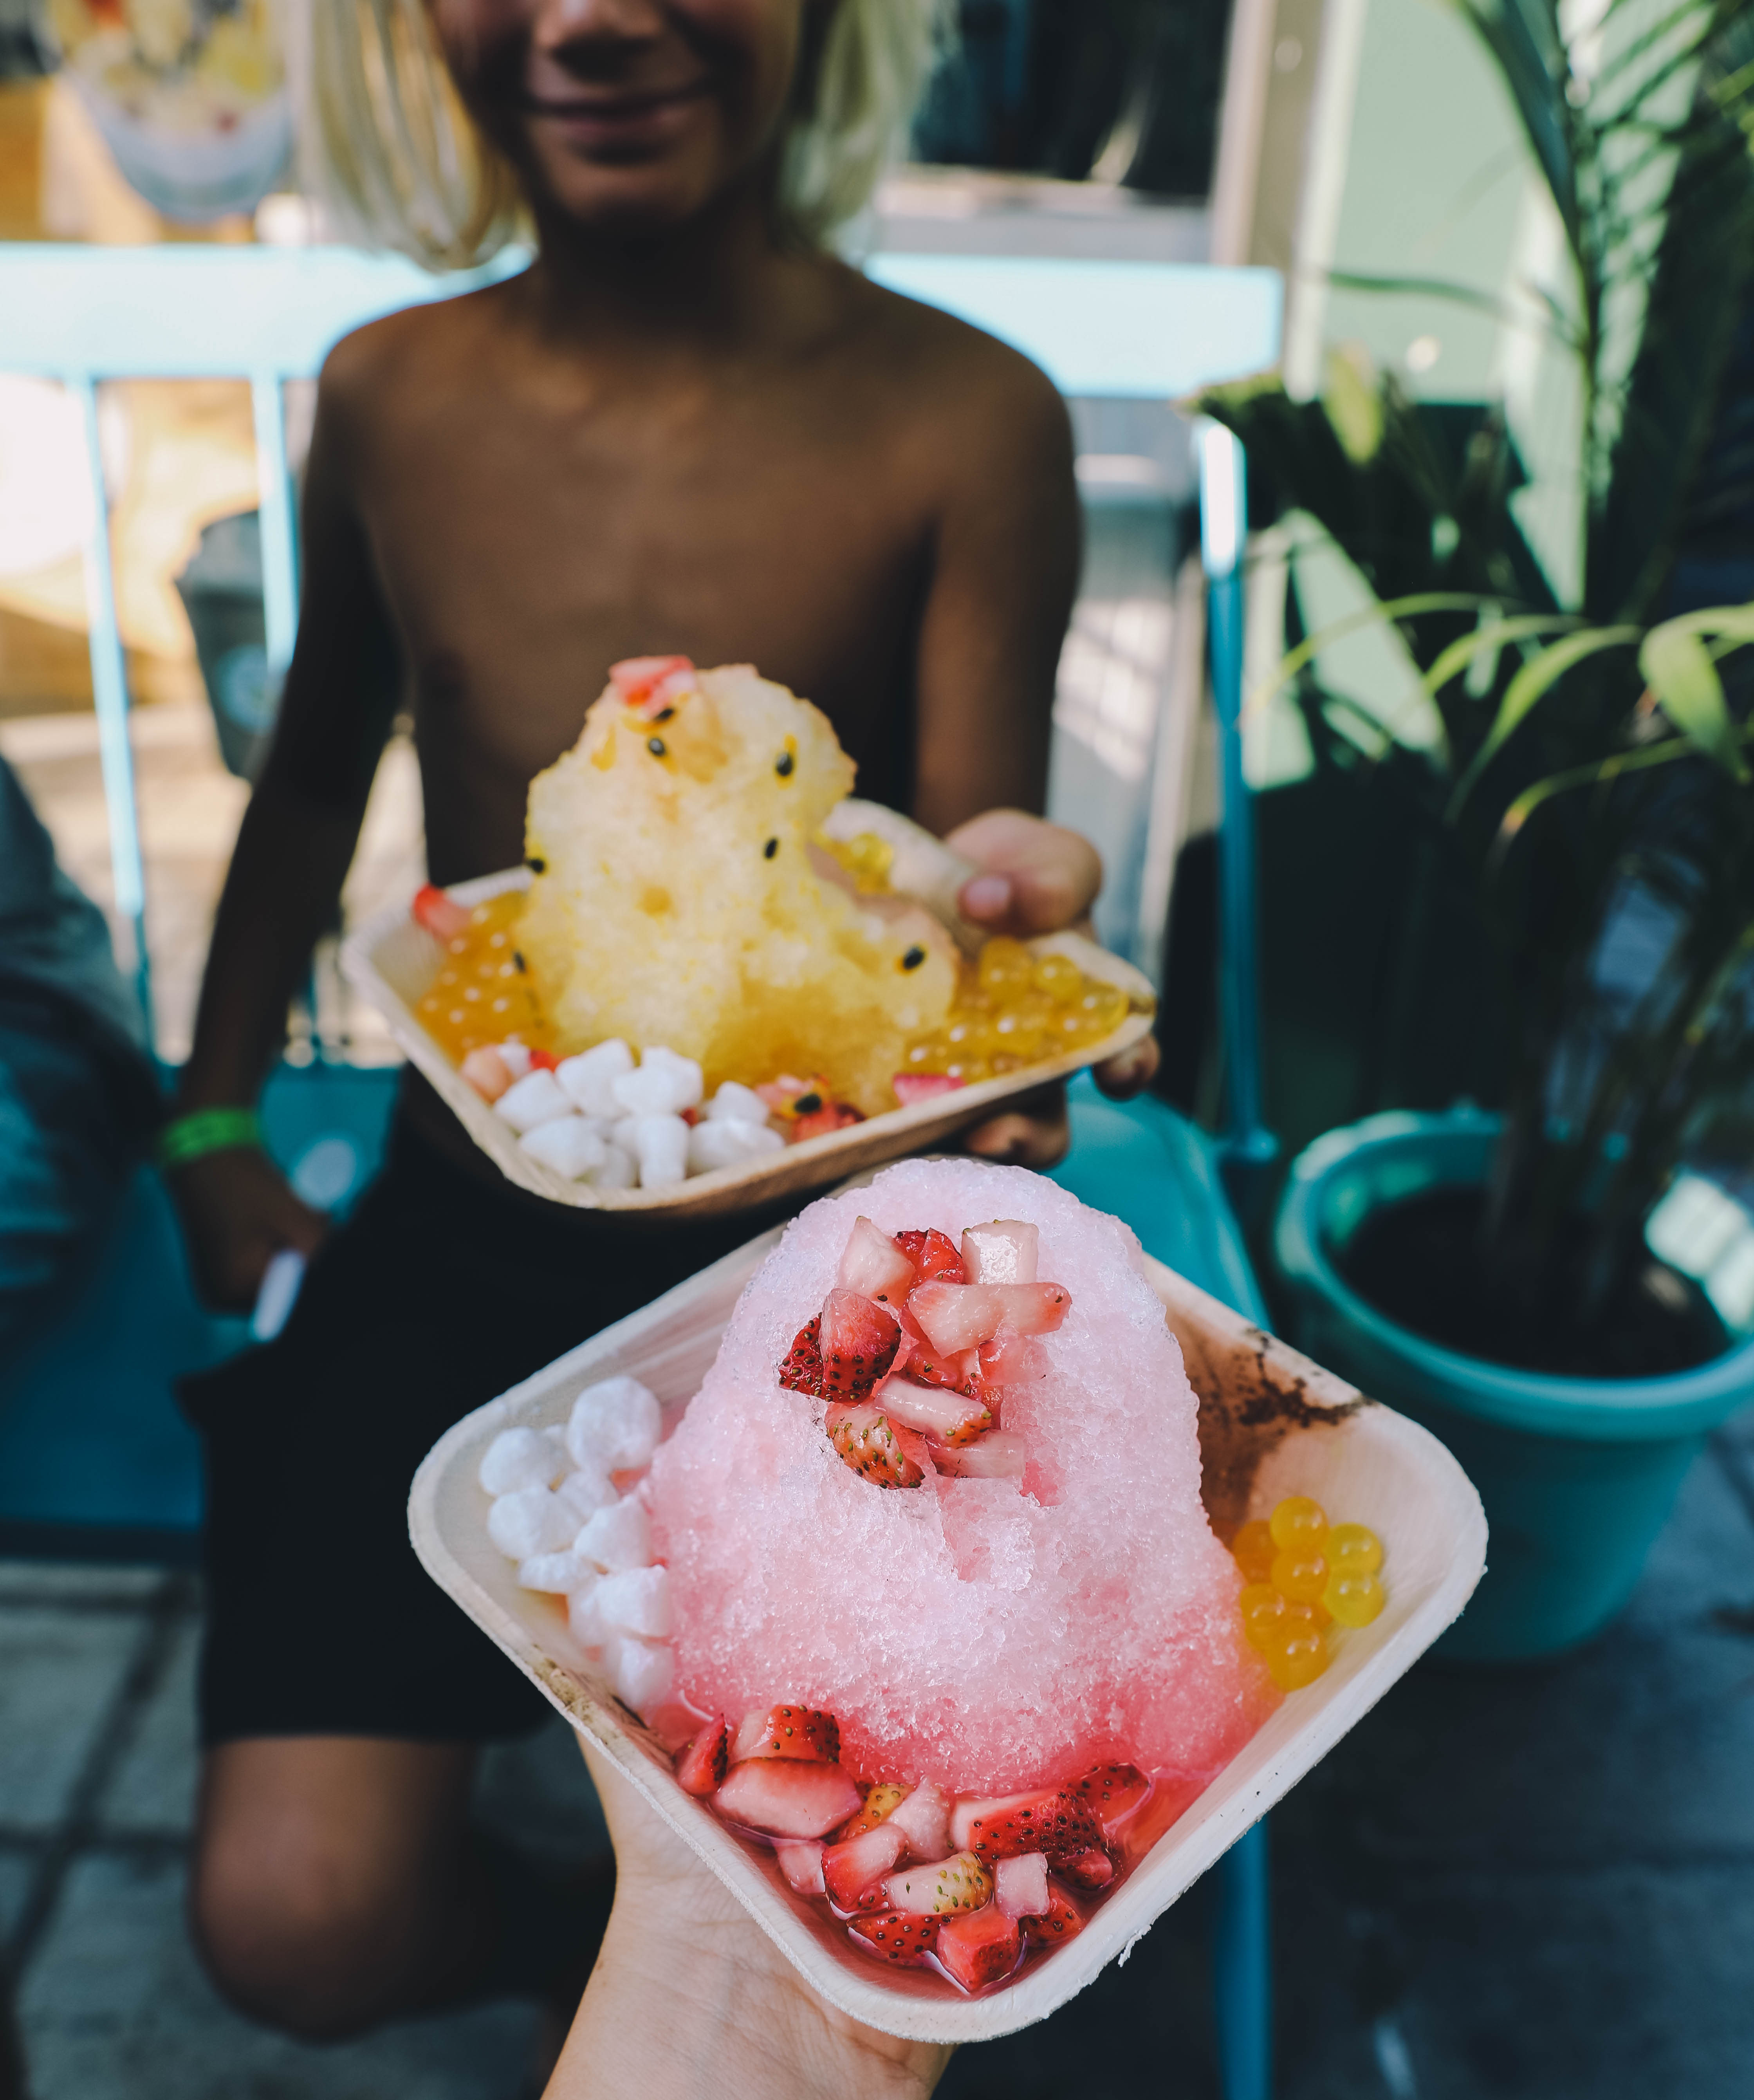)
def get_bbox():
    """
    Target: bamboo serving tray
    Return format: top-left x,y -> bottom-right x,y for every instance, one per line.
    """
339,802 -> 1157,1217
409,1231 -> 1487,2042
